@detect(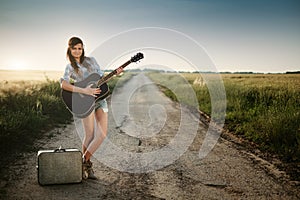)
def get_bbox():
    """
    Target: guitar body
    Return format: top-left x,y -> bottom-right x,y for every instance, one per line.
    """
61,73 -> 110,118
